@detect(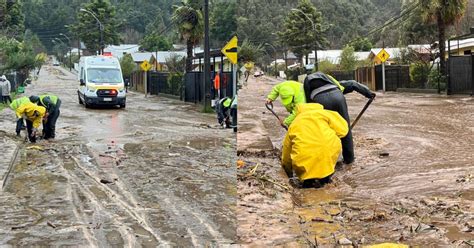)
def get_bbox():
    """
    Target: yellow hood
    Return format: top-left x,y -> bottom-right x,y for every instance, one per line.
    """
281,103 -> 349,180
